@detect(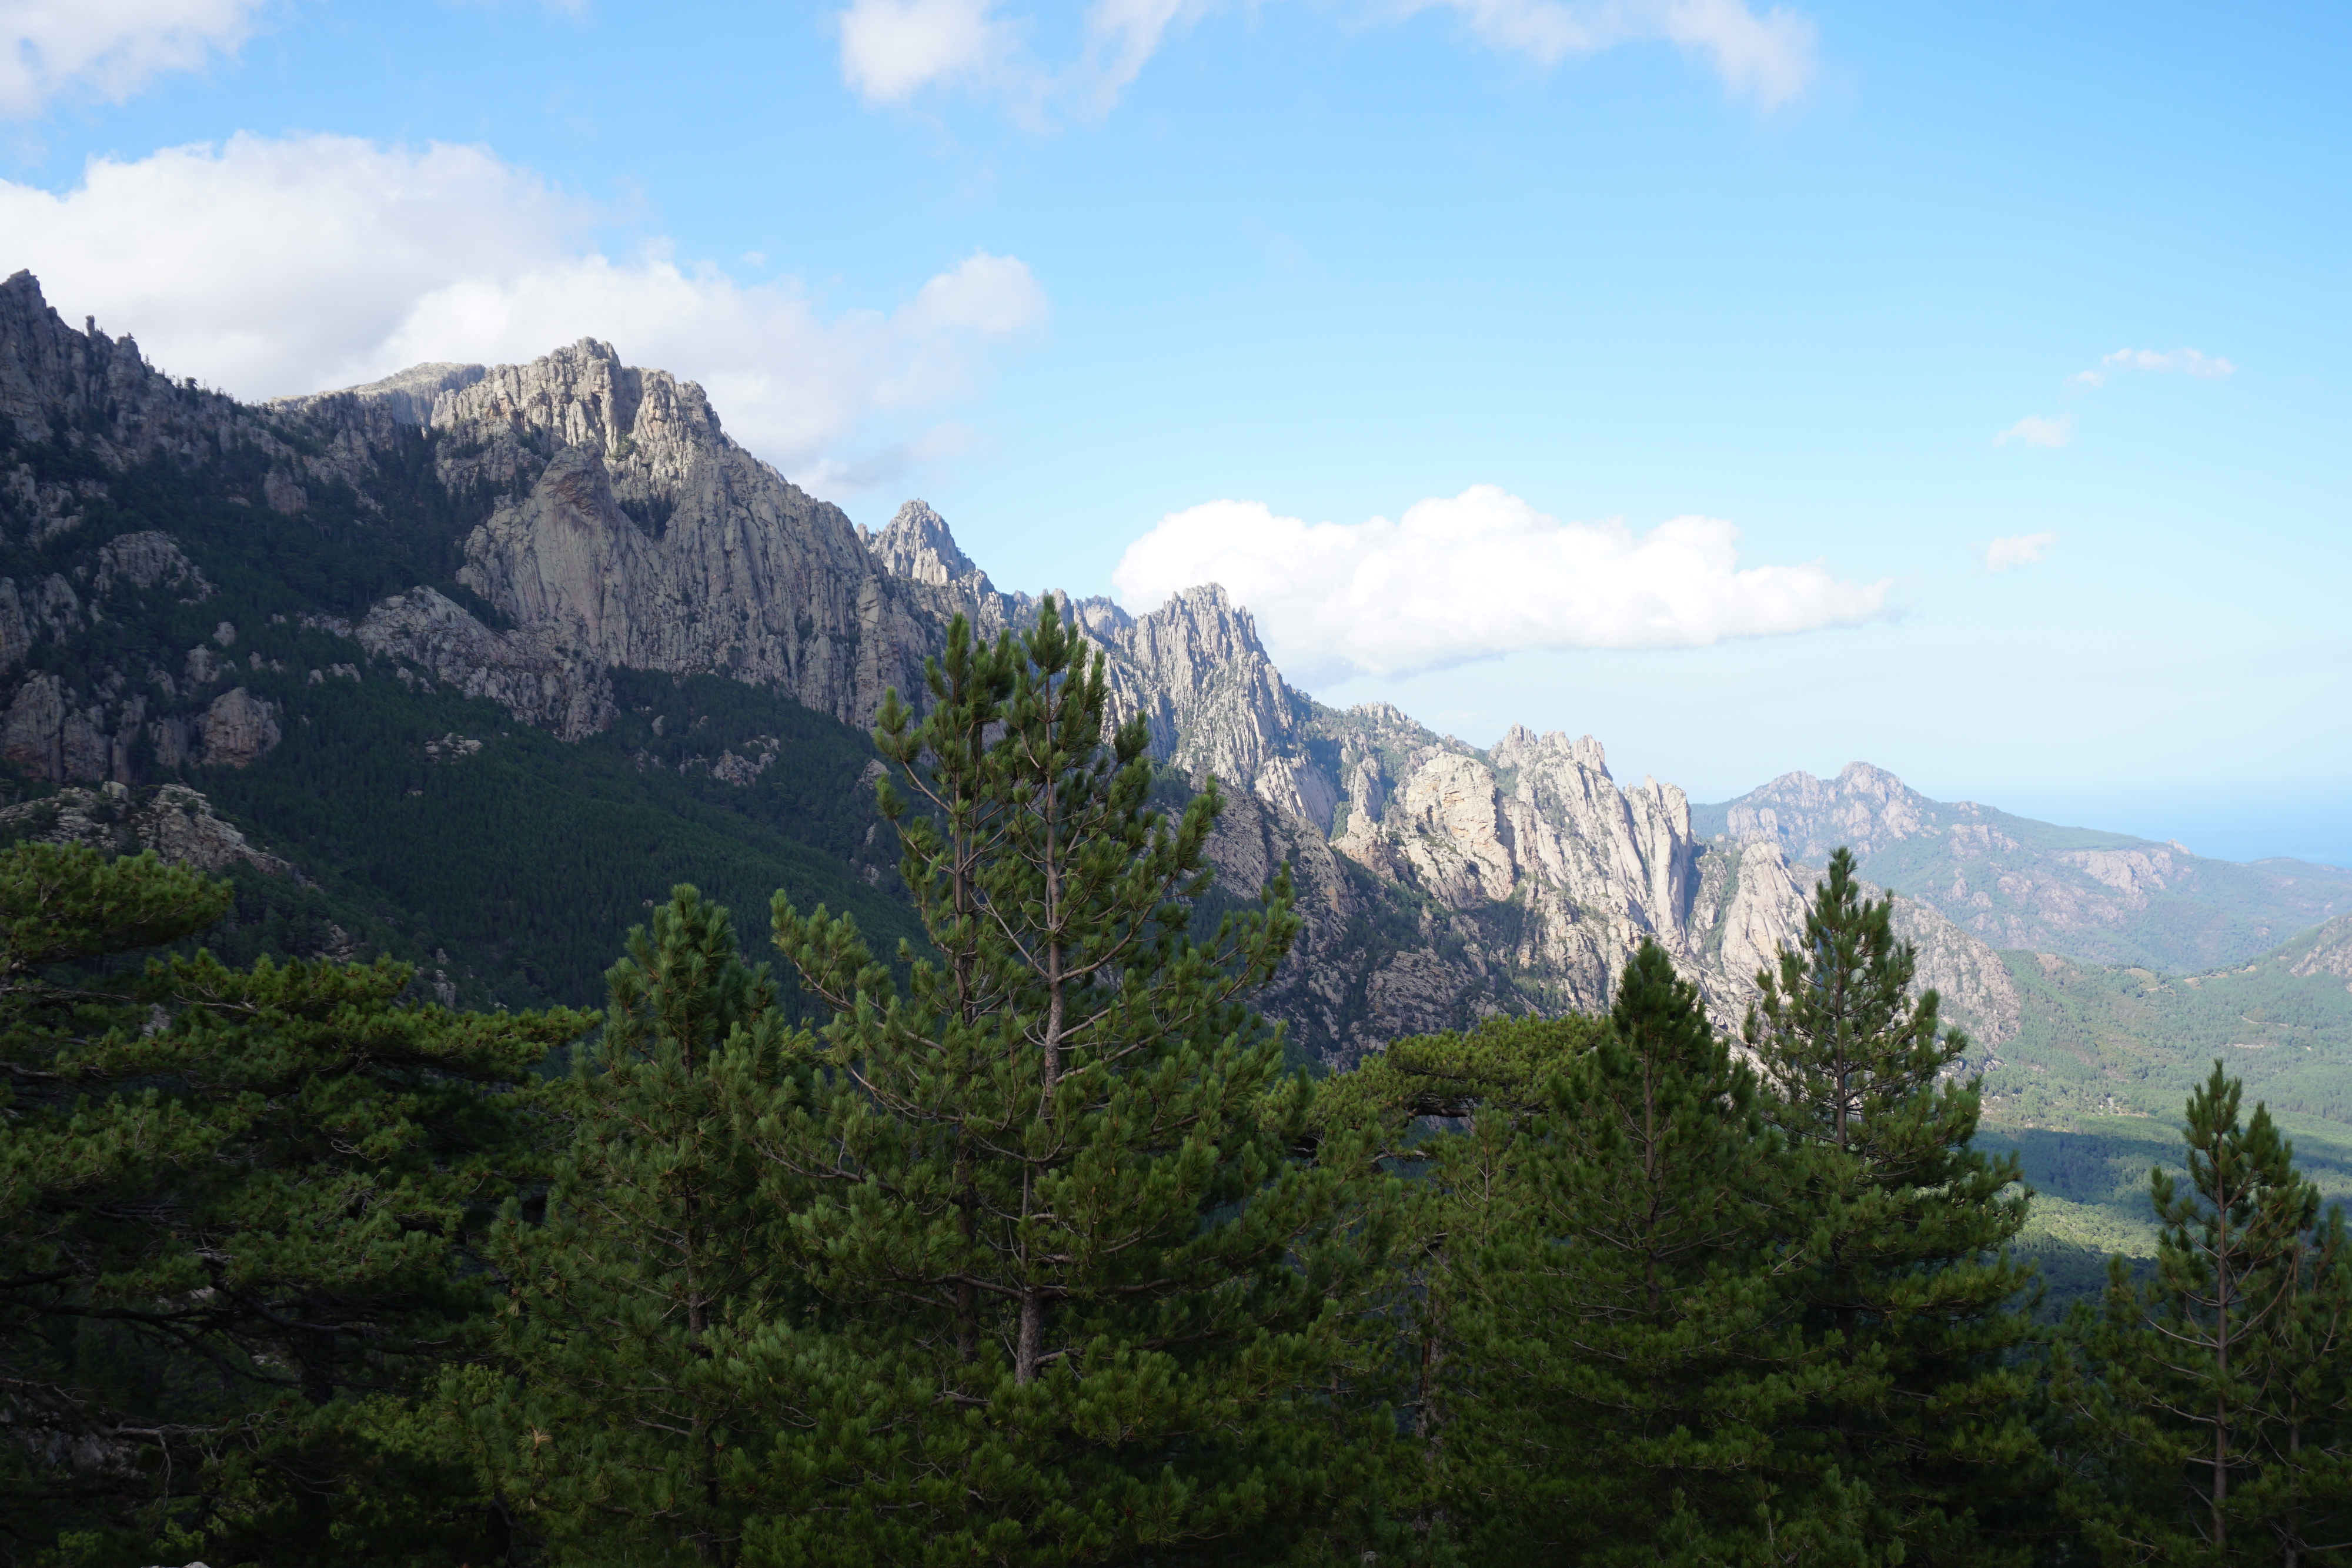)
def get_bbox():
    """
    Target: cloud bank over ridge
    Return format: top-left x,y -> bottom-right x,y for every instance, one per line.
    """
1112,485 -> 1893,687
0,133 -> 1047,494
